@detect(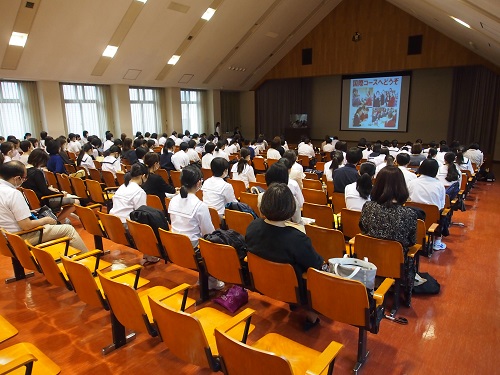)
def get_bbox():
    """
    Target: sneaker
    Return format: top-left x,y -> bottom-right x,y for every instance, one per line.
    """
303,317 -> 320,331
433,242 -> 447,251
208,277 -> 225,291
